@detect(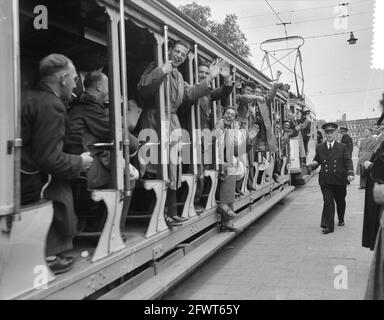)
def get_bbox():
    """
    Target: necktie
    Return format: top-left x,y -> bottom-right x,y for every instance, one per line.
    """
328,143 -> 332,150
